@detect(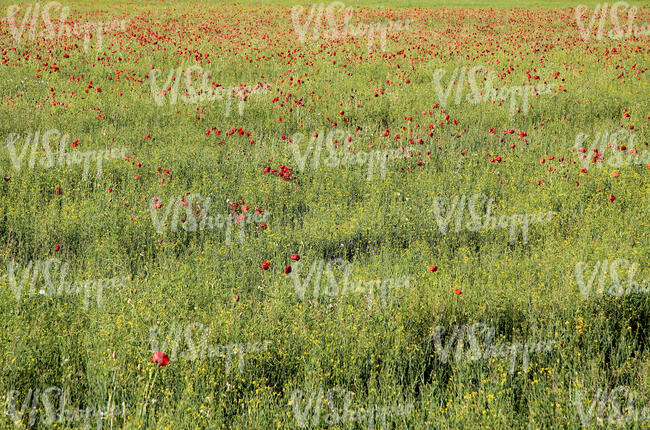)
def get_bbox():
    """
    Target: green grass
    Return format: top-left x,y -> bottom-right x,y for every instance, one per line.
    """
3,0 -> 650,10
0,1 -> 649,429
